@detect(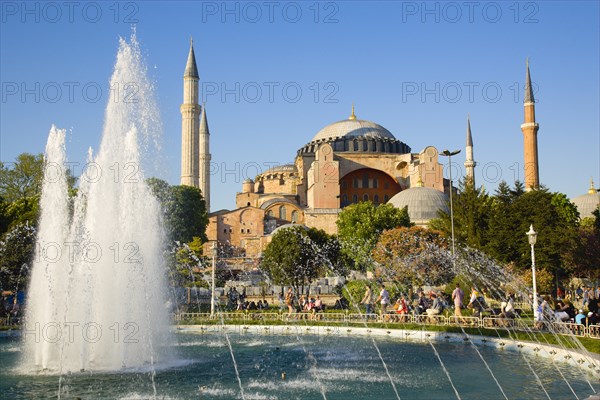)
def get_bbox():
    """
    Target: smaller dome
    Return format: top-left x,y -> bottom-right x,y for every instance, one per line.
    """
388,187 -> 449,226
572,180 -> 600,219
